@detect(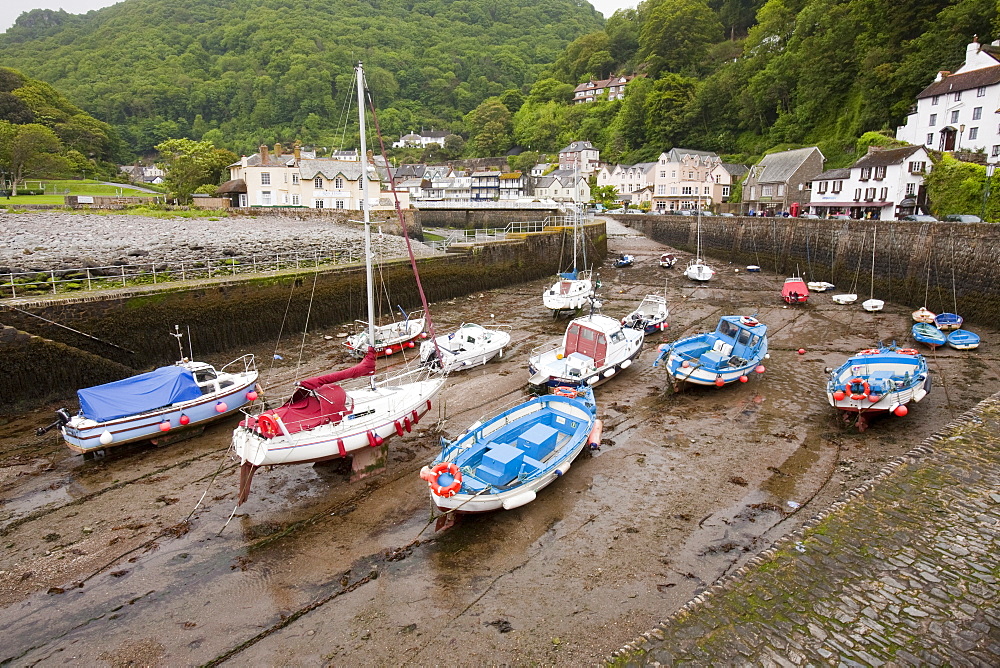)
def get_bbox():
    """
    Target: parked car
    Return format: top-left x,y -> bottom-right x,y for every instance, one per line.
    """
830,214 -> 853,220
902,214 -> 938,222
943,214 -> 982,223
718,212 -> 736,217
799,214 -> 820,219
